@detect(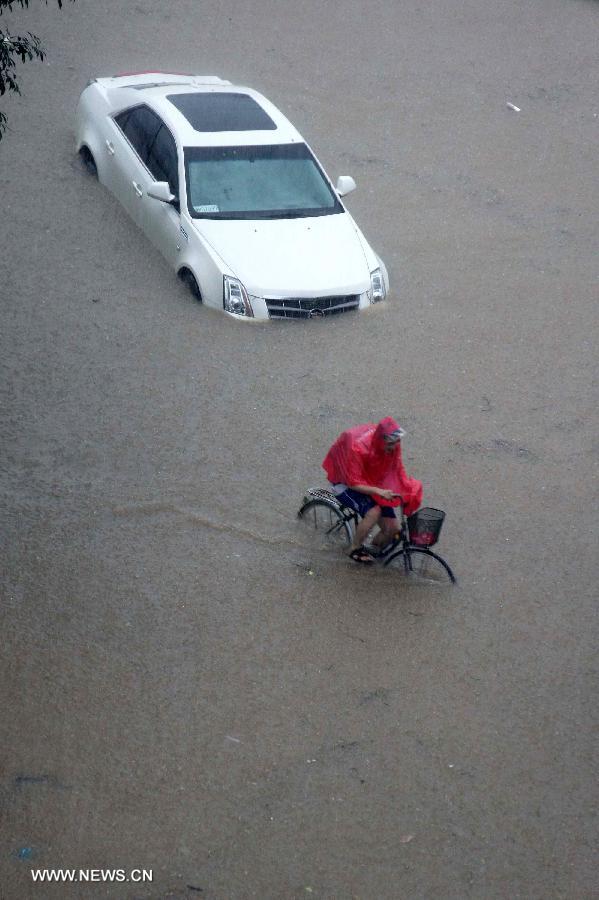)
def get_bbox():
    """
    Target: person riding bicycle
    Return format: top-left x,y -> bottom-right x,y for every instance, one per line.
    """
322,416 -> 423,564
